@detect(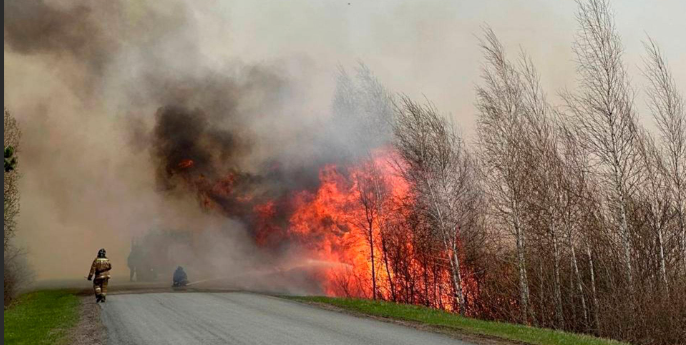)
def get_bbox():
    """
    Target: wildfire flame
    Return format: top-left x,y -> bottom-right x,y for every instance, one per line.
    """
177,147 -> 477,313
256,148 -> 475,312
